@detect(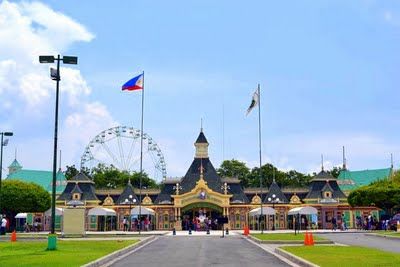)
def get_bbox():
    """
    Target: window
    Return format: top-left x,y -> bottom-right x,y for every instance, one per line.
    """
73,193 -> 80,200
324,192 -> 331,198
